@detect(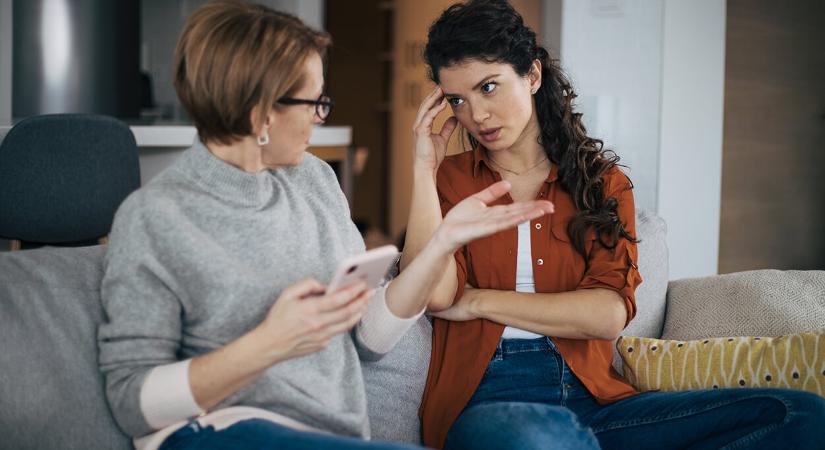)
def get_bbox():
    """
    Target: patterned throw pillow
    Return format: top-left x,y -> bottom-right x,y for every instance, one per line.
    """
617,331 -> 825,397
